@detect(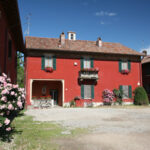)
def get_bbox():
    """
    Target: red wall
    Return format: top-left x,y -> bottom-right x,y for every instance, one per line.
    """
25,56 -> 141,106
0,4 -> 17,83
